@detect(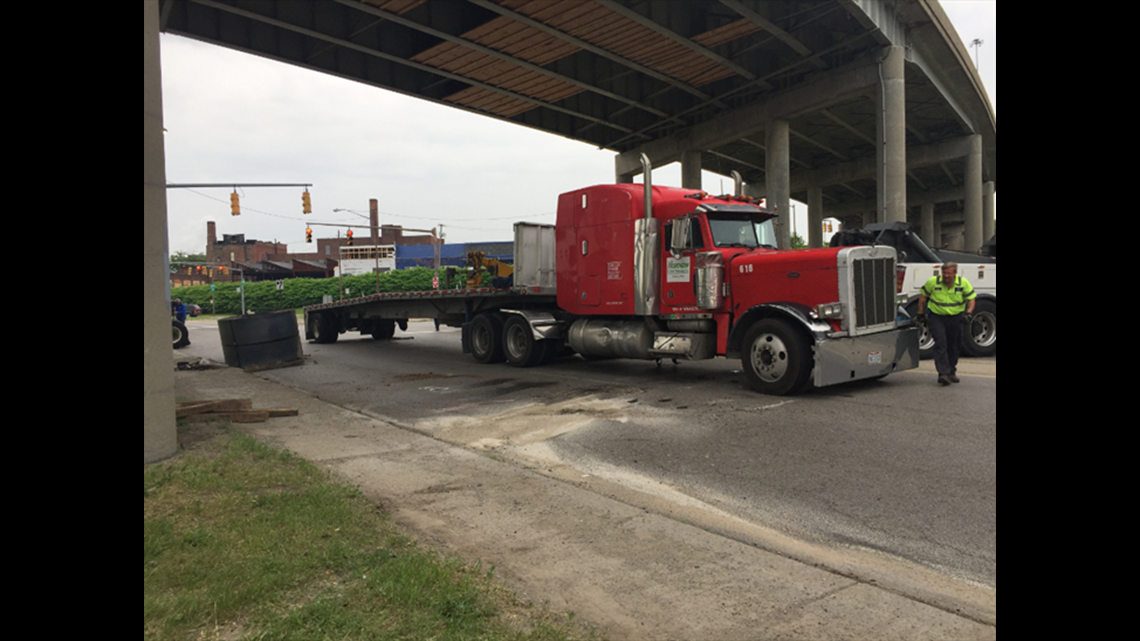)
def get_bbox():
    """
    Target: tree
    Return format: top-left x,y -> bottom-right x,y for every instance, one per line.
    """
790,233 -> 807,249
171,251 -> 206,265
